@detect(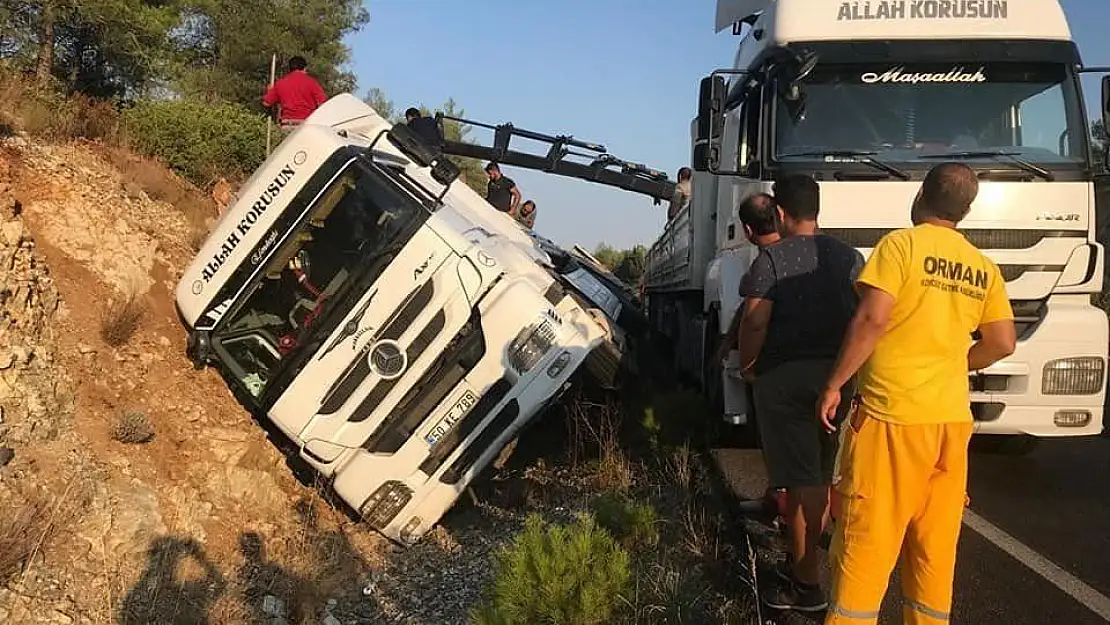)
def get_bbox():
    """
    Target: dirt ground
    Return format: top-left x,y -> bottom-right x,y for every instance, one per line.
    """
0,136 -> 389,625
